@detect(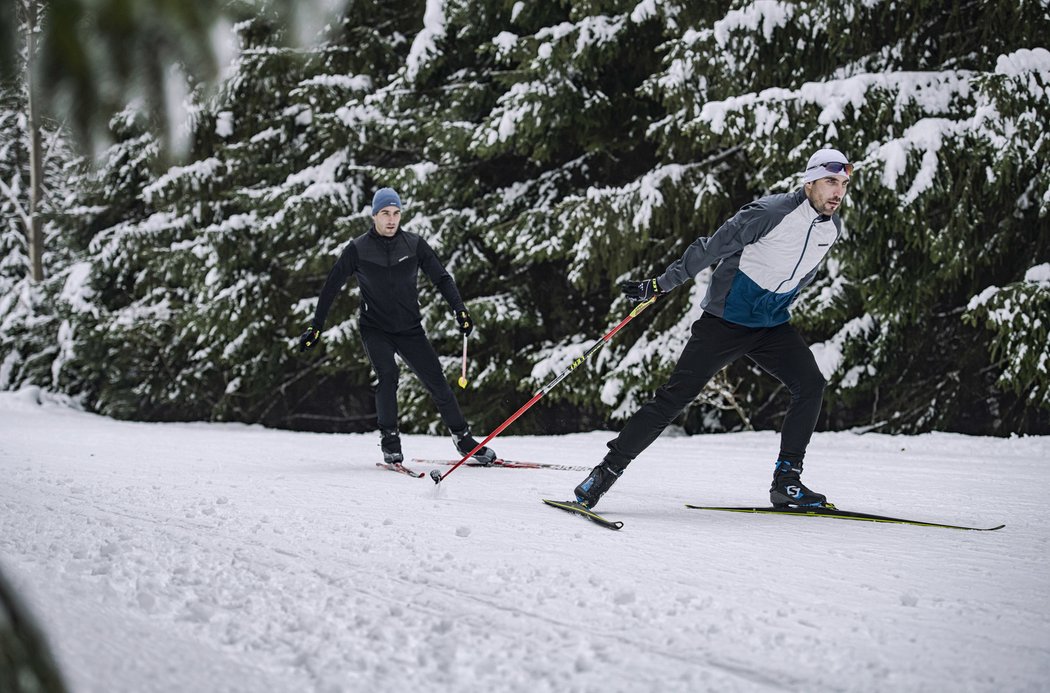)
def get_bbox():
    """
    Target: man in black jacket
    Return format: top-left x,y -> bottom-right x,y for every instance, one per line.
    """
298,187 -> 496,466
